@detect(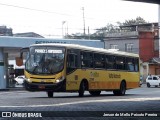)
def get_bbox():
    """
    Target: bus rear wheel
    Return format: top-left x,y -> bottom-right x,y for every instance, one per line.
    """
113,81 -> 126,96
47,91 -> 54,98
89,91 -> 101,96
